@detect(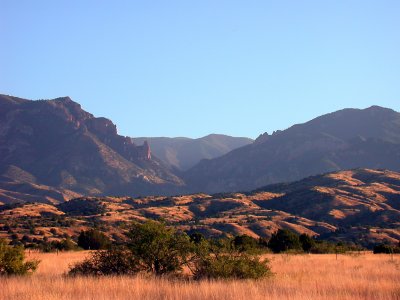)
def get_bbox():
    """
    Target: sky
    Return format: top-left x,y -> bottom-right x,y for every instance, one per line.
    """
1,1 -> 399,139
